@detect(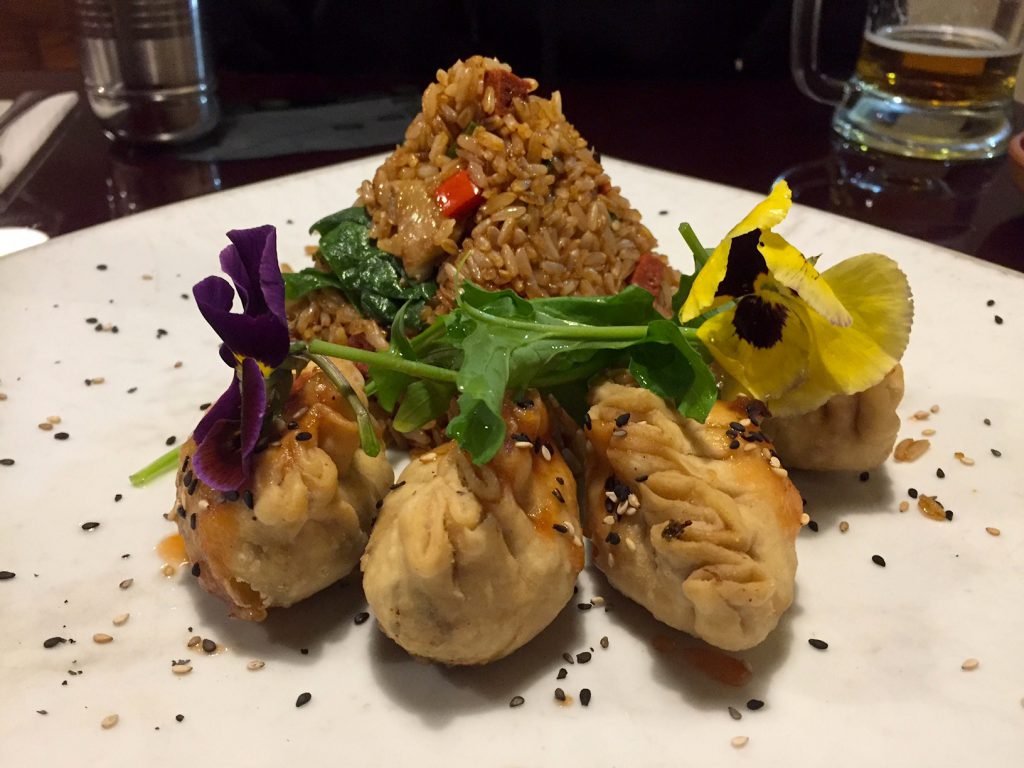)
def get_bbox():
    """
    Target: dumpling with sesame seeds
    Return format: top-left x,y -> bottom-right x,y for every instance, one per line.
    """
361,392 -> 583,665
582,376 -> 803,651
173,361 -> 394,621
